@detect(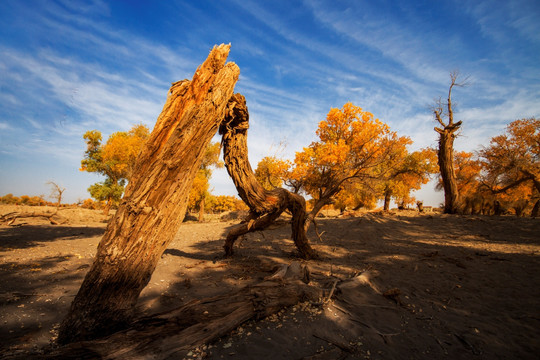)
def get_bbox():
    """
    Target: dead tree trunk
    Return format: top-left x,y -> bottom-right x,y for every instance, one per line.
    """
219,94 -> 317,259
434,72 -> 465,214
57,44 -> 240,344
